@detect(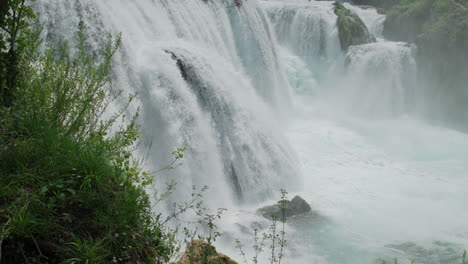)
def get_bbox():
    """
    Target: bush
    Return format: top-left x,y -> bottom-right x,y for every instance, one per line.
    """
0,6 -> 175,263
